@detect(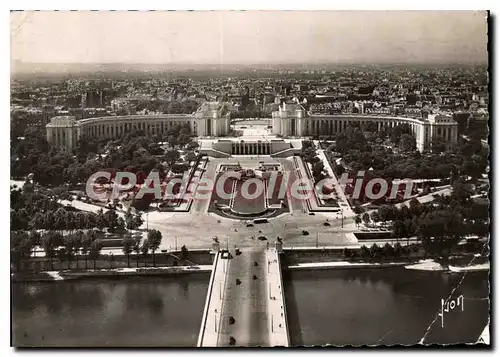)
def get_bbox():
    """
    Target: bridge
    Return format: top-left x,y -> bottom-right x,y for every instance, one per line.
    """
197,243 -> 289,347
